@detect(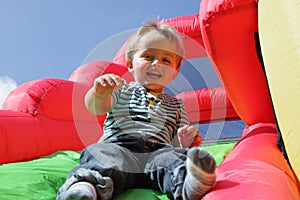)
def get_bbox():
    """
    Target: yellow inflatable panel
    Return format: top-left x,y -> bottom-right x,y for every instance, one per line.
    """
258,0 -> 300,181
